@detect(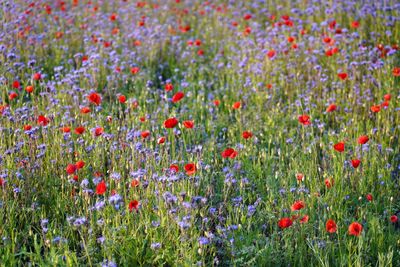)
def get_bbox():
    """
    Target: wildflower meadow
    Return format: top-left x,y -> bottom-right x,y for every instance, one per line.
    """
0,0 -> 399,266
